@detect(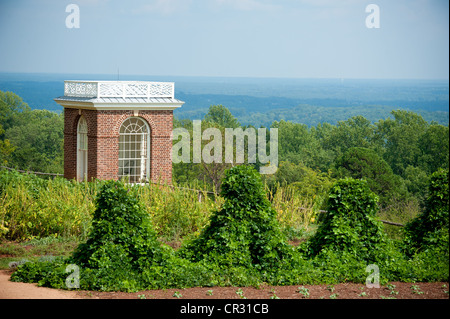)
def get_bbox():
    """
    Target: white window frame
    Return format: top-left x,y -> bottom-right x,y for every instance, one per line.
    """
118,117 -> 150,183
77,116 -> 88,181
